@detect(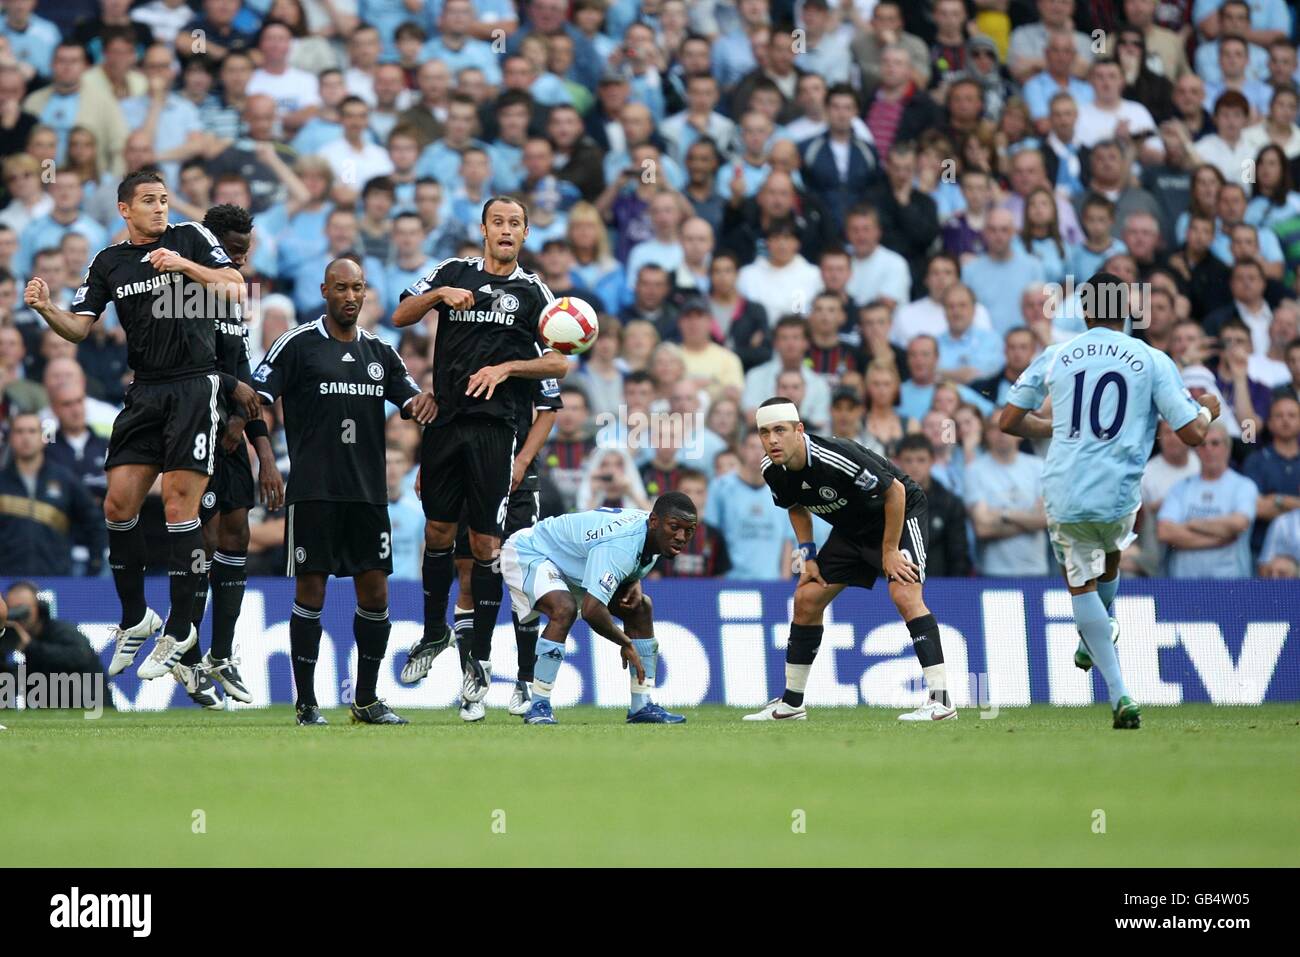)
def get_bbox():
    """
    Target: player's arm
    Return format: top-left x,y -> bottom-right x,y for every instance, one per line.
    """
149,248 -> 243,297
998,403 -> 1053,440
392,280 -> 474,328
465,349 -> 569,399
786,504 -> 827,585
25,278 -> 96,343
513,407 -> 557,492
579,593 -> 646,683
1174,395 -> 1221,447
879,480 -> 921,583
